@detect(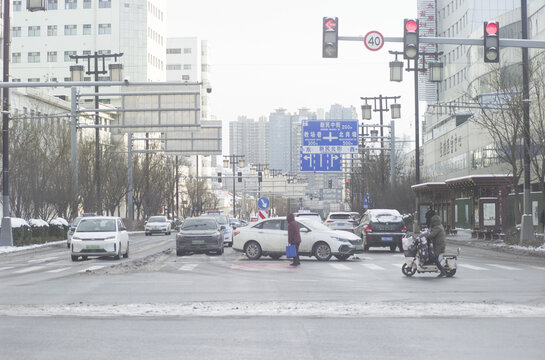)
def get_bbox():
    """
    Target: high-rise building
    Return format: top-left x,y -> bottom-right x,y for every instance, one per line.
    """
9,0 -> 166,97
229,116 -> 269,166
